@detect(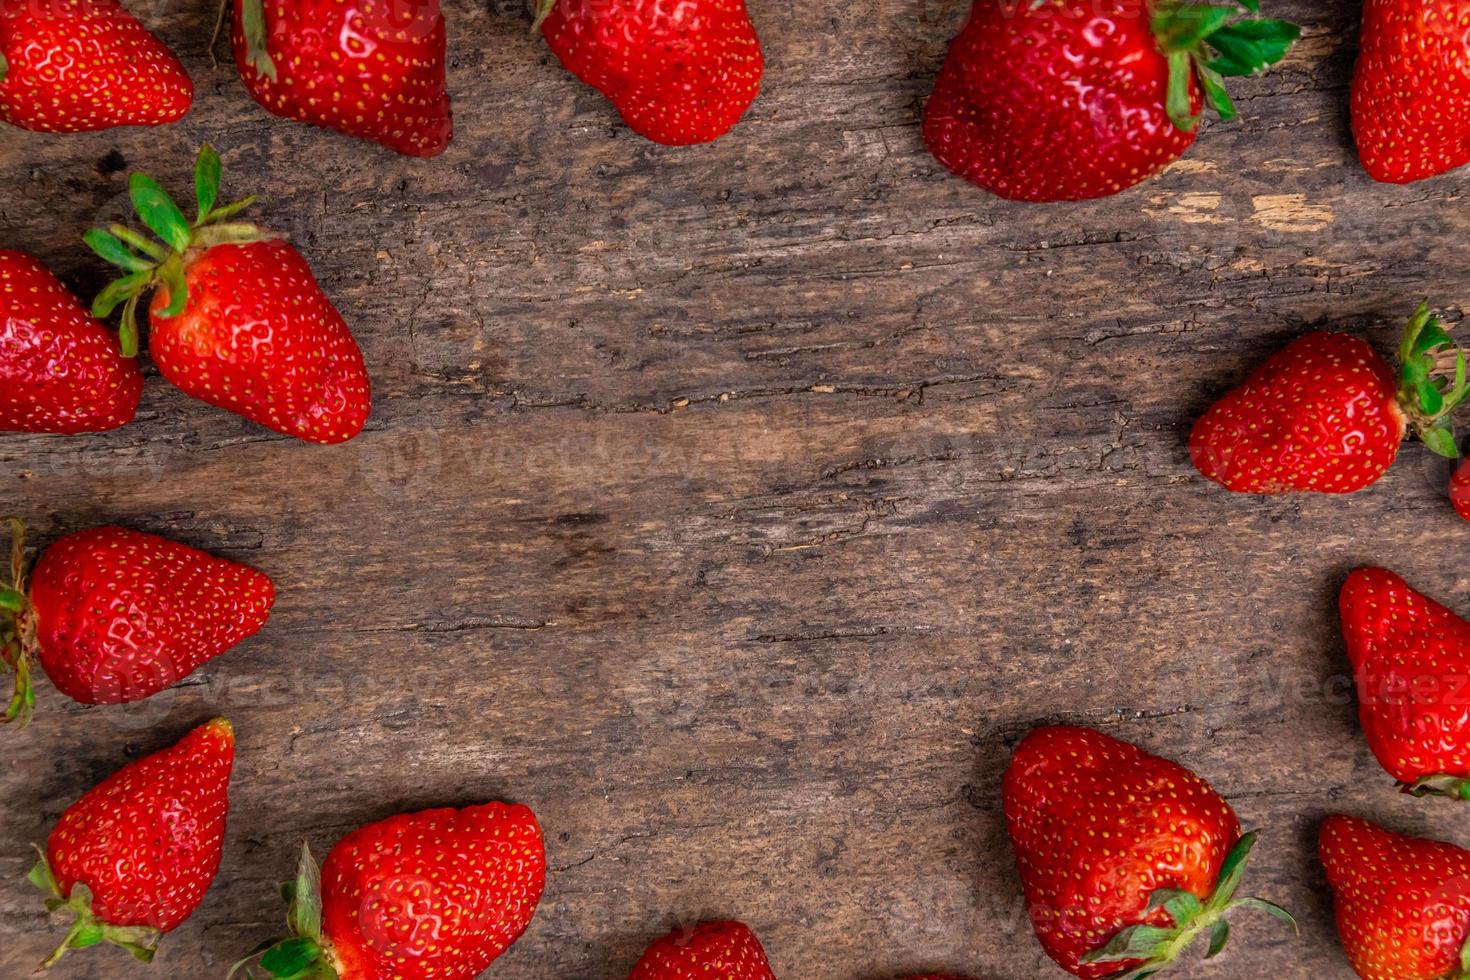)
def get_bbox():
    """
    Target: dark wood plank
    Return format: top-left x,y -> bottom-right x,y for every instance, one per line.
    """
1,1 -> 1464,977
